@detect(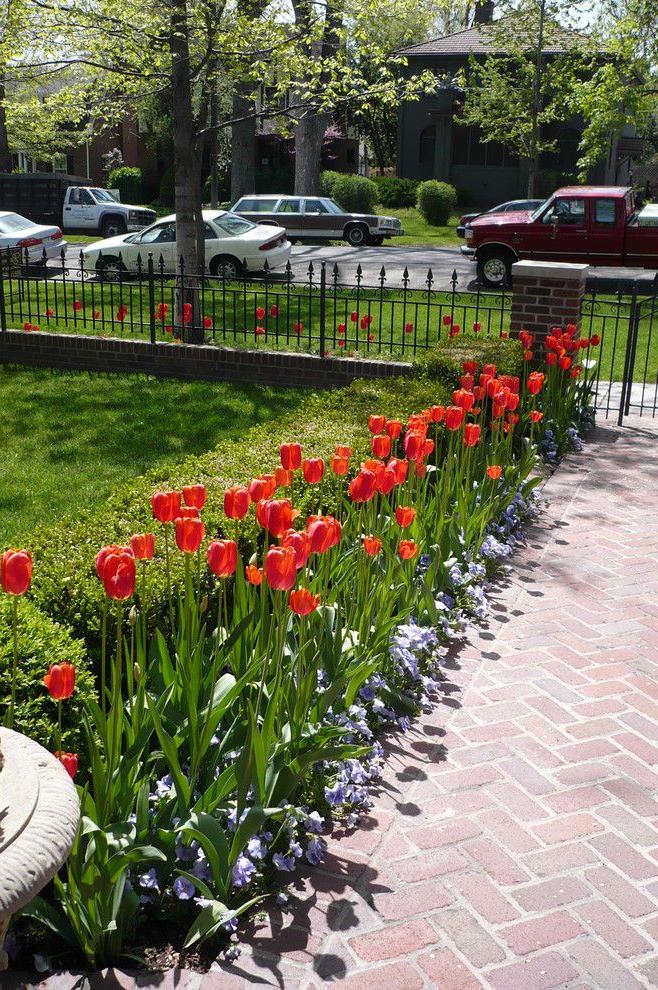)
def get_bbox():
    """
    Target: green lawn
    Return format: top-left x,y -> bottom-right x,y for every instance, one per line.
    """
0,367 -> 306,543
385,209 -> 462,248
